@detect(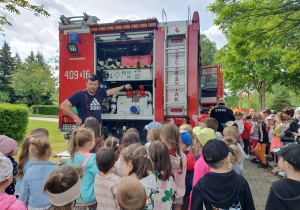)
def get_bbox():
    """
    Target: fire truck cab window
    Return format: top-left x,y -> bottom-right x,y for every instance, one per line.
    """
201,74 -> 217,88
